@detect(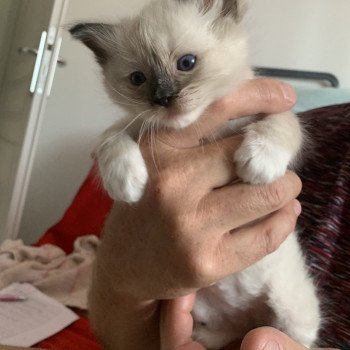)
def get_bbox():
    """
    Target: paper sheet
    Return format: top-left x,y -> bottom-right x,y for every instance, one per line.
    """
0,283 -> 78,347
